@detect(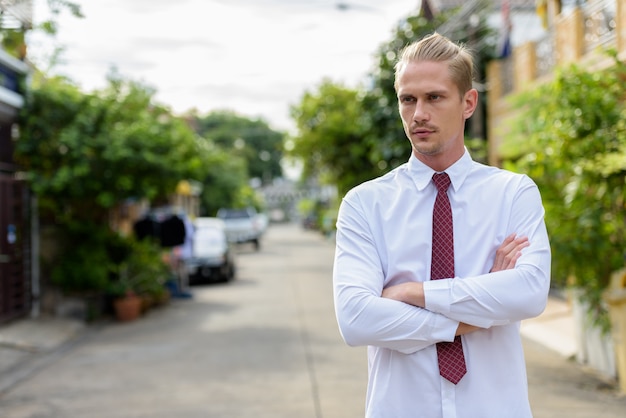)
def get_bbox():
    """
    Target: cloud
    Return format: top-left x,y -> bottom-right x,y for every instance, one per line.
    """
30,0 -> 417,130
